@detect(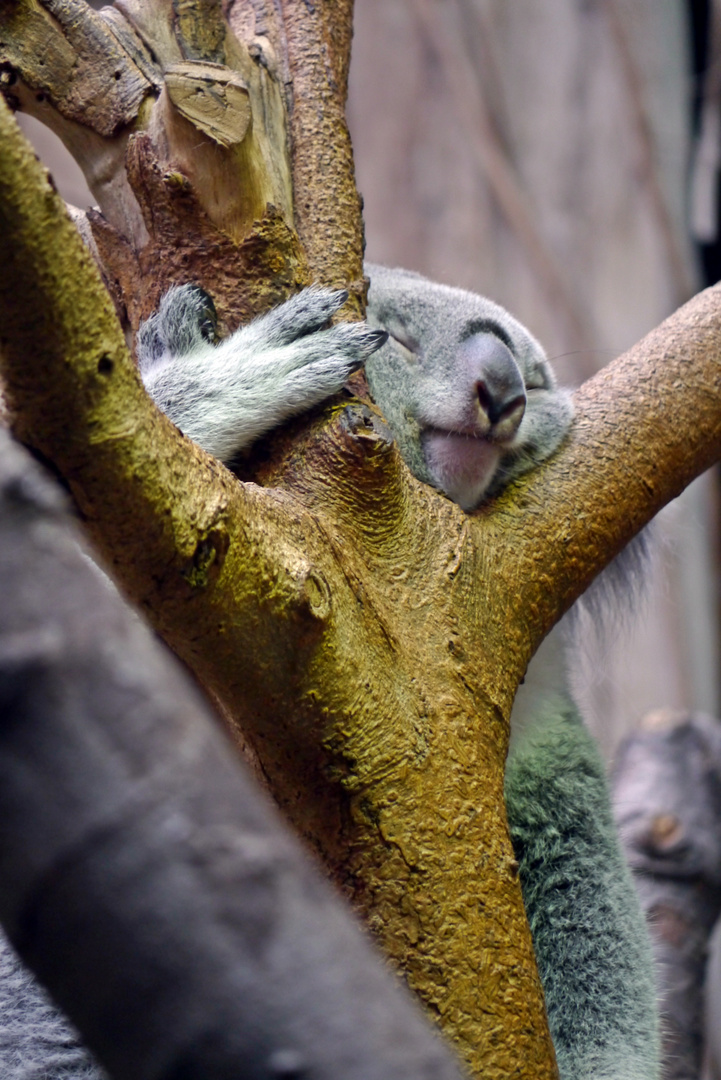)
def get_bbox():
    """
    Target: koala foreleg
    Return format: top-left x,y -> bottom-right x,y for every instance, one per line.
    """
138,285 -> 387,464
